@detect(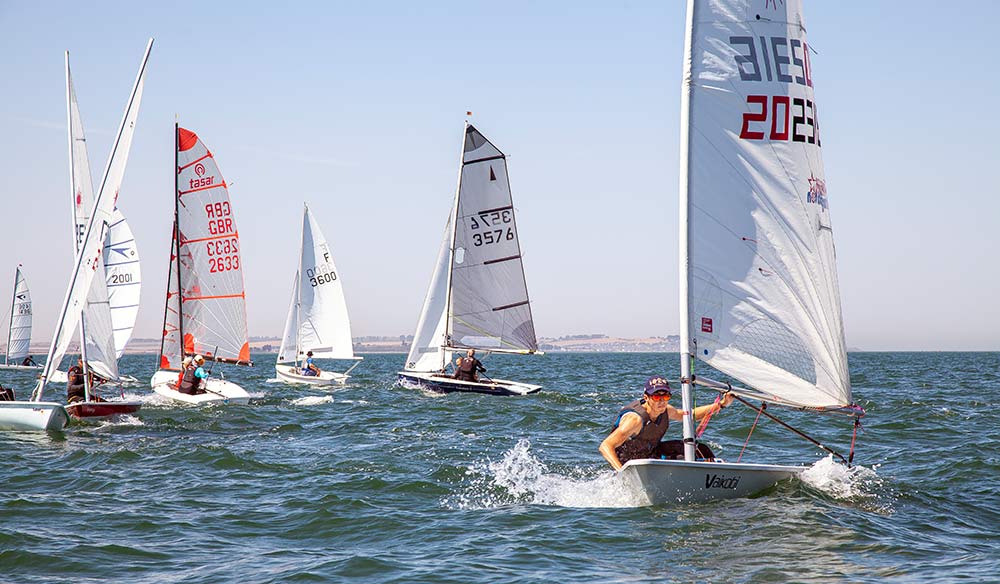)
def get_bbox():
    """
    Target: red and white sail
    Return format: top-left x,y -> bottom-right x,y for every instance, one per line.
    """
158,126 -> 251,370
